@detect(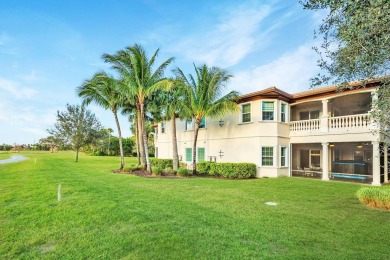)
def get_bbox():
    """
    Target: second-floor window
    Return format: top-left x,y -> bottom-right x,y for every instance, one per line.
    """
281,103 -> 287,122
185,119 -> 193,131
262,101 -> 274,121
241,103 -> 251,123
161,121 -> 166,134
199,118 -> 206,128
300,110 -> 320,120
